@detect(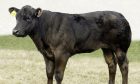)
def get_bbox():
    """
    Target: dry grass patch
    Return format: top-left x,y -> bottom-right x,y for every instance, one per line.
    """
0,49 -> 140,84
